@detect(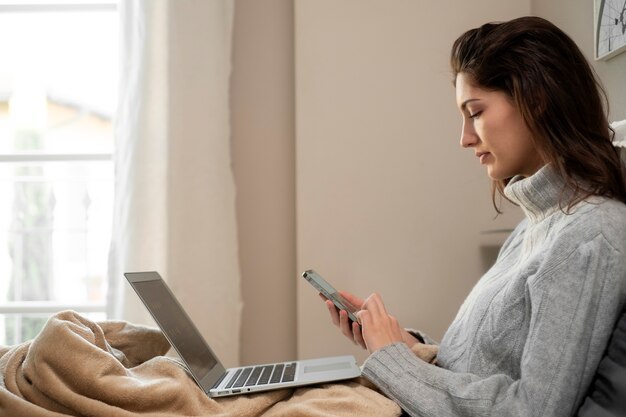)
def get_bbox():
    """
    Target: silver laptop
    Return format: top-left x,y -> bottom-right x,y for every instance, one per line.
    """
125,271 -> 361,397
